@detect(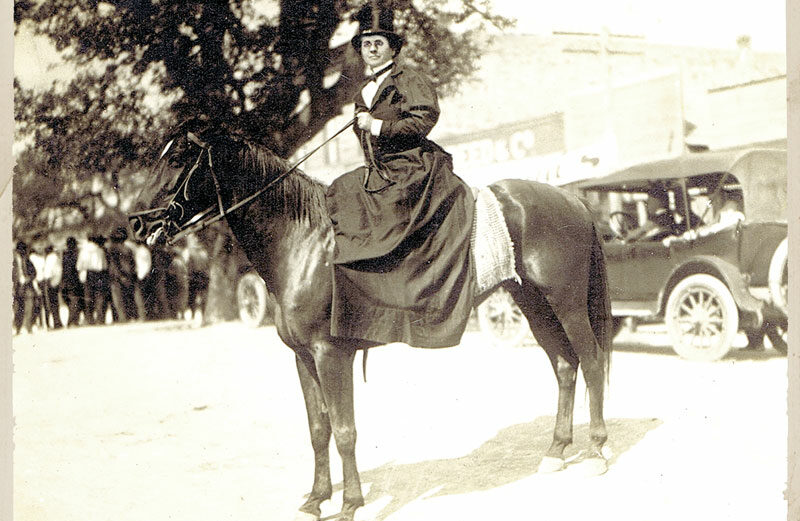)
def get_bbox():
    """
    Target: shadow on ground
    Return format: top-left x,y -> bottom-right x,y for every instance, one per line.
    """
332,416 -> 661,521
612,339 -> 785,361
